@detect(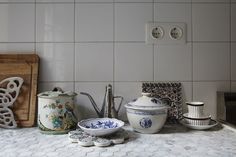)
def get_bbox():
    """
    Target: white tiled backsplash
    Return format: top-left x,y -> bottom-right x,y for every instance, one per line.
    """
0,0 -> 235,121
